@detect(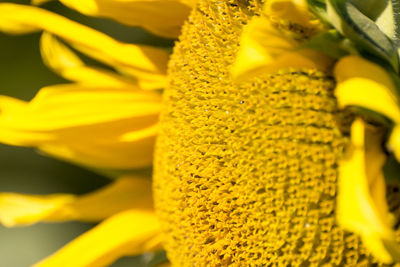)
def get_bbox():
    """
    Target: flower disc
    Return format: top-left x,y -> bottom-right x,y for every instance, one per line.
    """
153,0 -> 390,265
